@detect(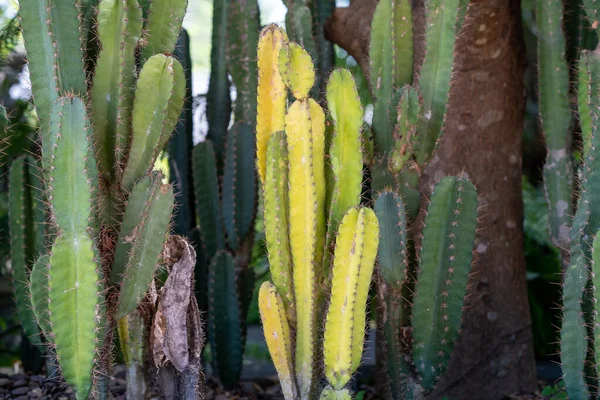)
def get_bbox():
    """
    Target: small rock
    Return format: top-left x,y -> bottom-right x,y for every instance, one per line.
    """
12,386 -> 30,395
29,387 -> 43,398
14,395 -> 29,400
0,378 -> 10,387
215,395 -> 229,400
10,374 -> 27,381
240,382 -> 256,394
13,379 -> 28,388
30,376 -> 45,384
0,388 -> 9,395
28,381 -> 40,388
